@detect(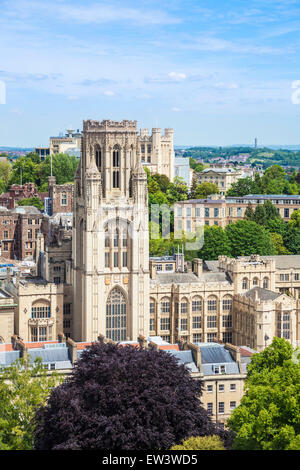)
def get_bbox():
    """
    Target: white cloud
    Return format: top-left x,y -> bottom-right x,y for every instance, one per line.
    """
3,1 -> 180,26
168,72 -> 187,81
171,107 -> 181,112
104,91 -> 115,96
